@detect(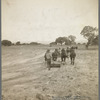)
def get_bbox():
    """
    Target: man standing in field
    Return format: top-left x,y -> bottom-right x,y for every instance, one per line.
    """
44,49 -> 52,70
52,49 -> 58,61
70,46 -> 76,65
61,48 -> 67,64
